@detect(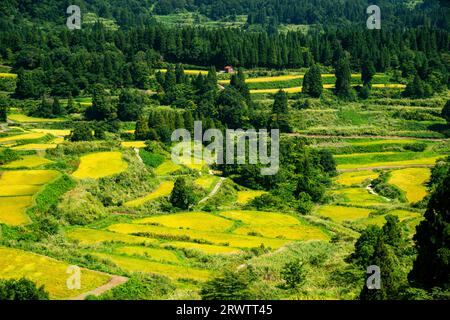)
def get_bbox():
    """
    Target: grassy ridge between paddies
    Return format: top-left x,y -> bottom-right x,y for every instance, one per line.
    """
388,168 -> 431,203
335,151 -> 442,170
0,247 -> 111,299
1,155 -> 53,168
334,170 -> 378,186
72,151 -> 128,179
114,246 -> 181,264
0,170 -> 60,225
66,228 -> 159,245
162,241 -> 242,255
124,181 -> 174,207
91,252 -> 211,282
